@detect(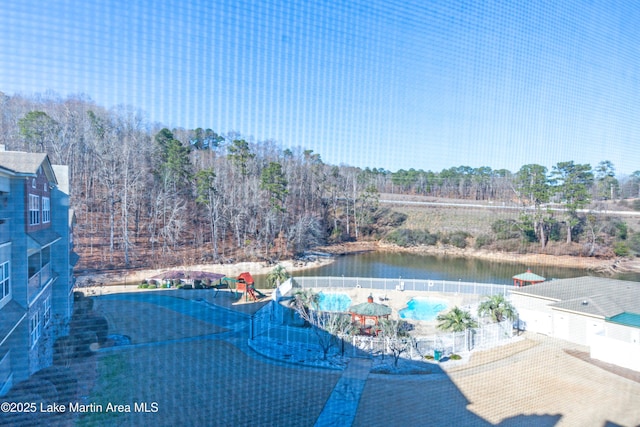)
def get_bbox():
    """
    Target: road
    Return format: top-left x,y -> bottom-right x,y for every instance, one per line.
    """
380,198 -> 640,216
